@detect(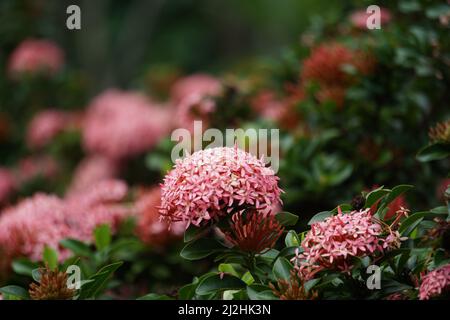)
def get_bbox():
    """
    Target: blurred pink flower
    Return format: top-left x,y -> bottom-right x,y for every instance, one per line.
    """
0,168 -> 16,205
82,90 -> 171,159
171,74 -> 221,131
350,8 -> 392,30
419,264 -> 450,300
16,155 -> 59,184
26,110 -> 74,148
135,187 -> 186,247
8,39 -> 64,77
292,209 -> 402,276
171,74 -> 221,104
0,180 -> 131,262
160,147 -> 282,227
67,155 -> 120,195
